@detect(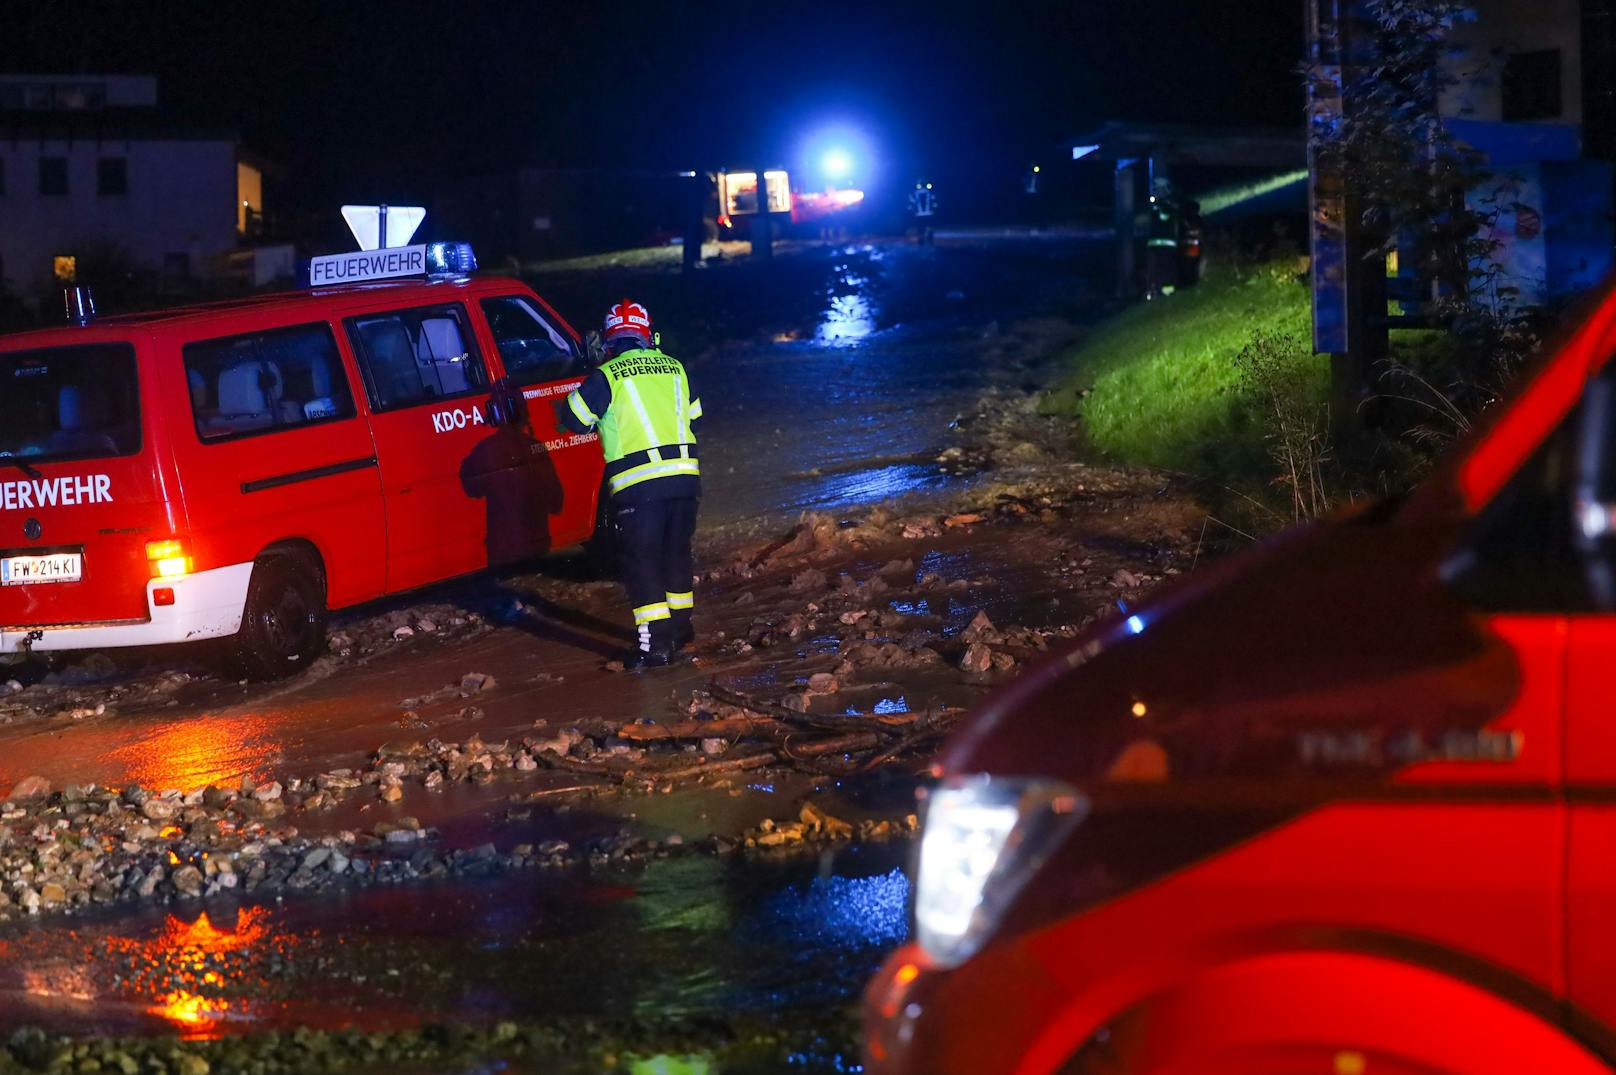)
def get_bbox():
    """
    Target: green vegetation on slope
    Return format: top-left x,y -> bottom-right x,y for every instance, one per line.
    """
1044,262 -> 1321,478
